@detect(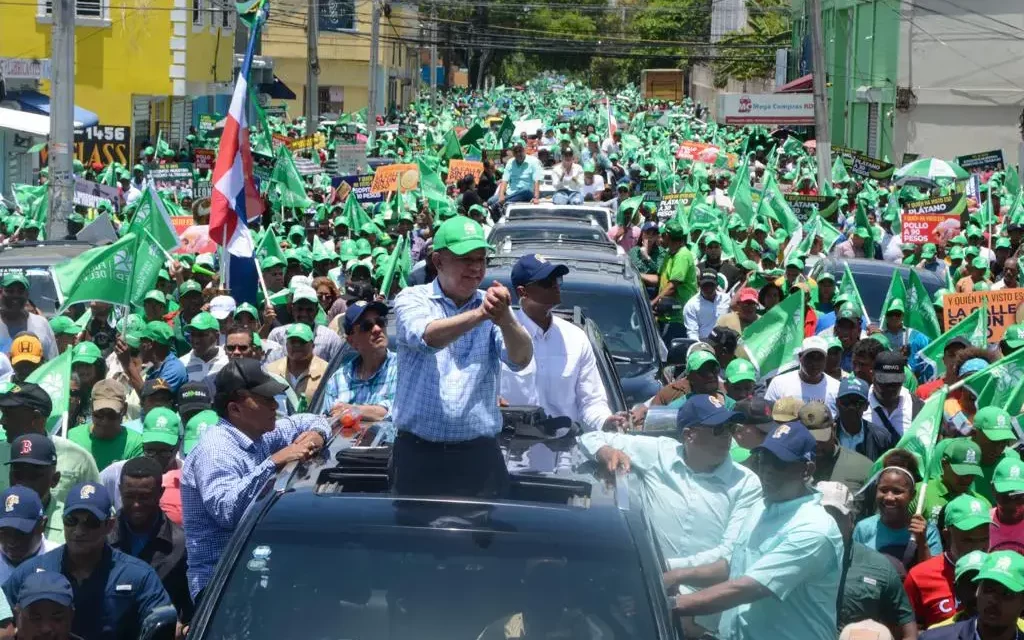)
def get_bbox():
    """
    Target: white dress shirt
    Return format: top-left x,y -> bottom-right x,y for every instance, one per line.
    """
500,310 -> 611,432
865,386 -> 914,435
682,290 -> 731,340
